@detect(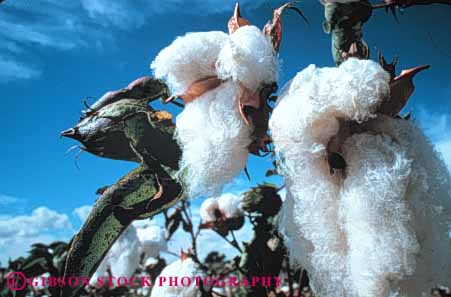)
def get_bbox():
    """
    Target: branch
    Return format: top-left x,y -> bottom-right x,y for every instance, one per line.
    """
373,0 -> 451,9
